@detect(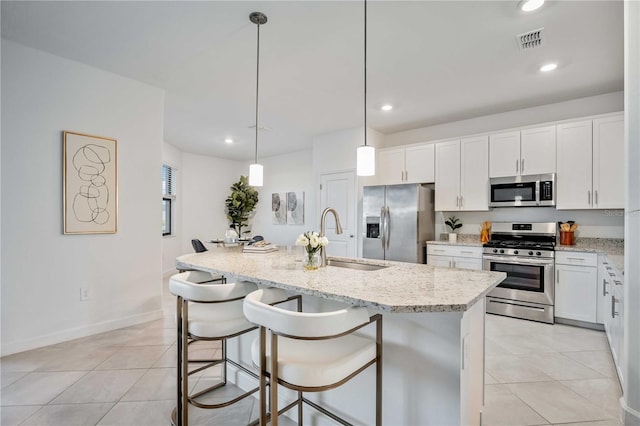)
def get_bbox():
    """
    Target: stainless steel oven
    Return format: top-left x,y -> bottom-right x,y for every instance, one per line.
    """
484,254 -> 555,323
483,222 -> 556,324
